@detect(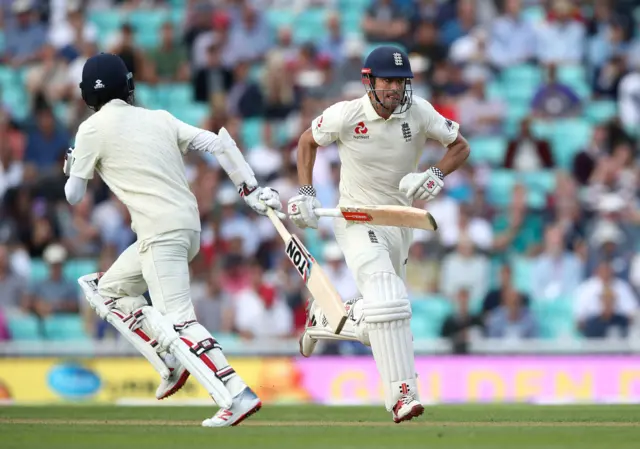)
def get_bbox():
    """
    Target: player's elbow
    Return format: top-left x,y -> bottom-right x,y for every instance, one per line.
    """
298,128 -> 319,152
450,134 -> 471,161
